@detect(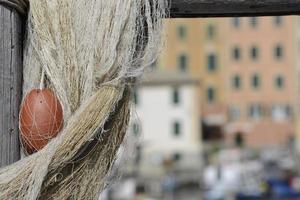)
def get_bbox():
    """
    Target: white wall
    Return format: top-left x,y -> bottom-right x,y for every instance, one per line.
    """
131,84 -> 202,169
